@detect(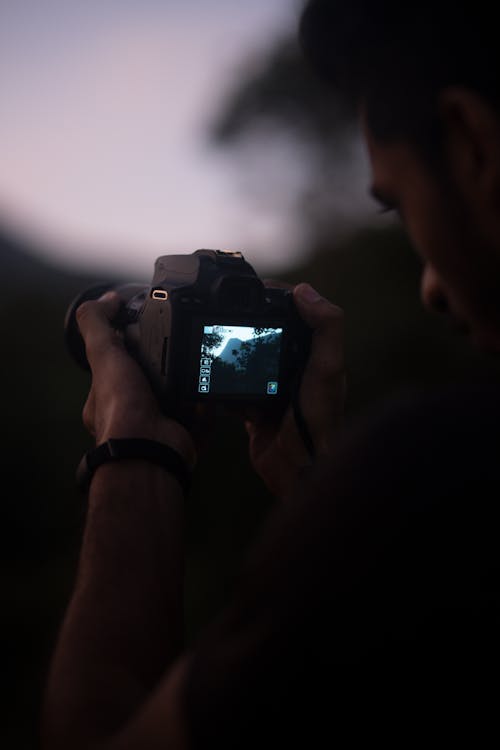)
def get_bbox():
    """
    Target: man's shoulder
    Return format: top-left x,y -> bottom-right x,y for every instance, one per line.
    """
371,379 -> 500,422
185,381 -> 500,749
332,380 -> 500,488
